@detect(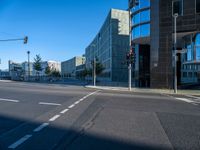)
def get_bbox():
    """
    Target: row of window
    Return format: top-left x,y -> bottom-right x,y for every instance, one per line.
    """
182,64 -> 200,70
186,34 -> 200,61
172,0 -> 200,16
182,72 -> 199,78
